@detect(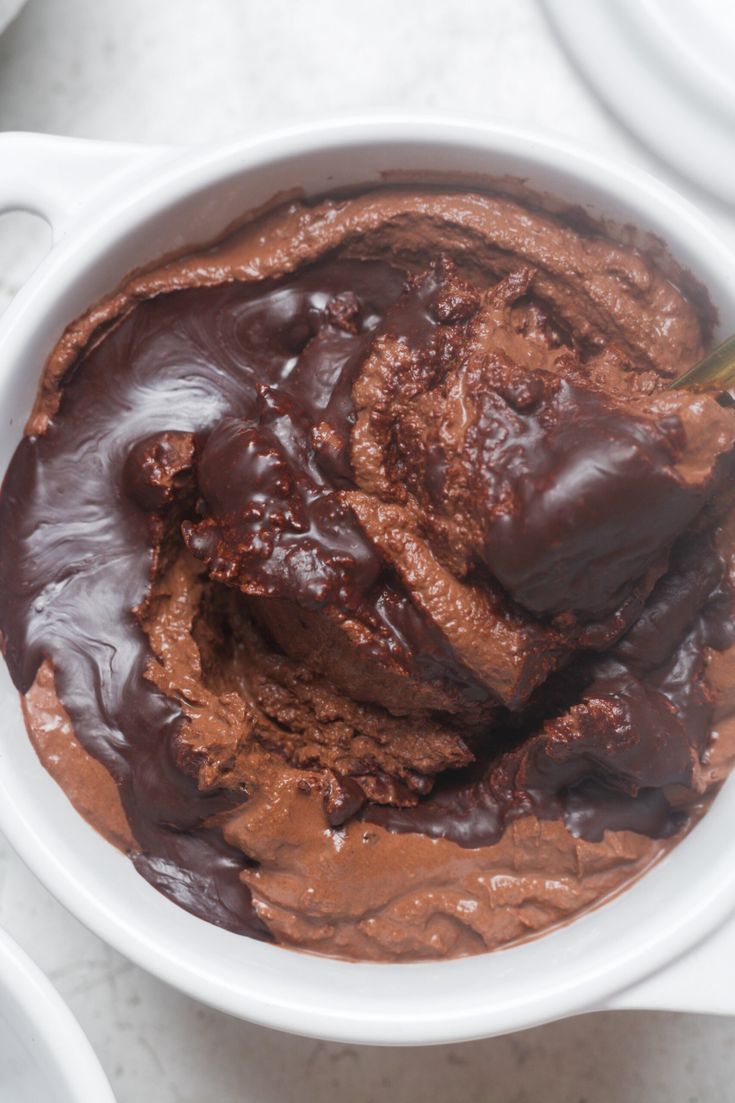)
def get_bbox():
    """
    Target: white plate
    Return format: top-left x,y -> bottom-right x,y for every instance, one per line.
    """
544,0 -> 735,204
0,928 -> 115,1103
